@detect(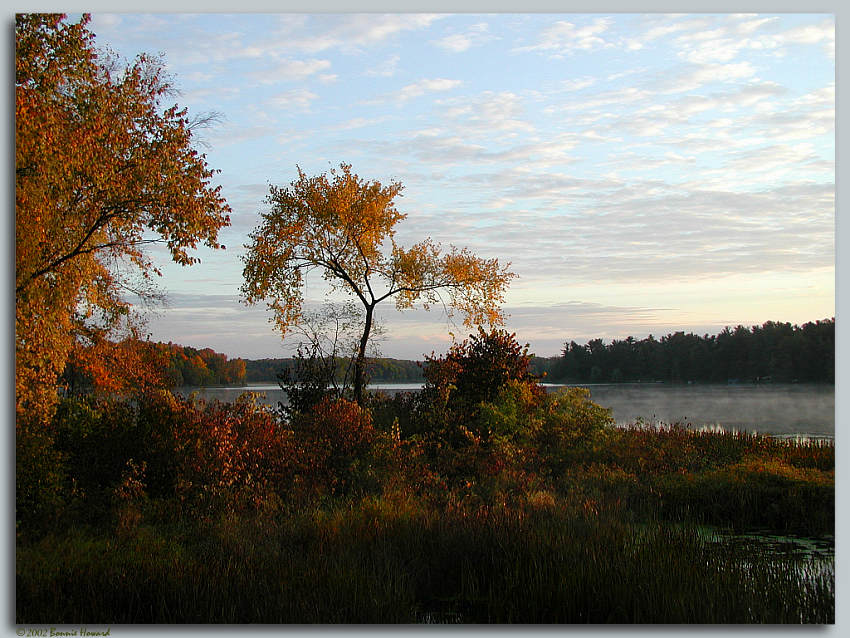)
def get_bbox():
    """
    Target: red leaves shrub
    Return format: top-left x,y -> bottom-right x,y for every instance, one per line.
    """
173,394 -> 290,512
291,397 -> 376,495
